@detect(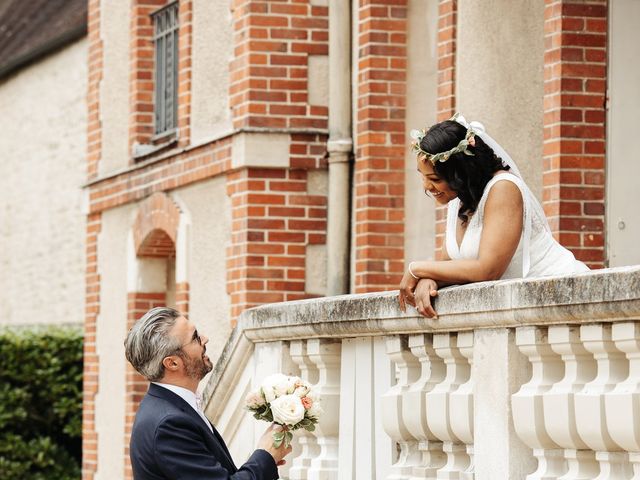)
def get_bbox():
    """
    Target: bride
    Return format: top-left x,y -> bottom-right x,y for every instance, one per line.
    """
398,114 -> 589,317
